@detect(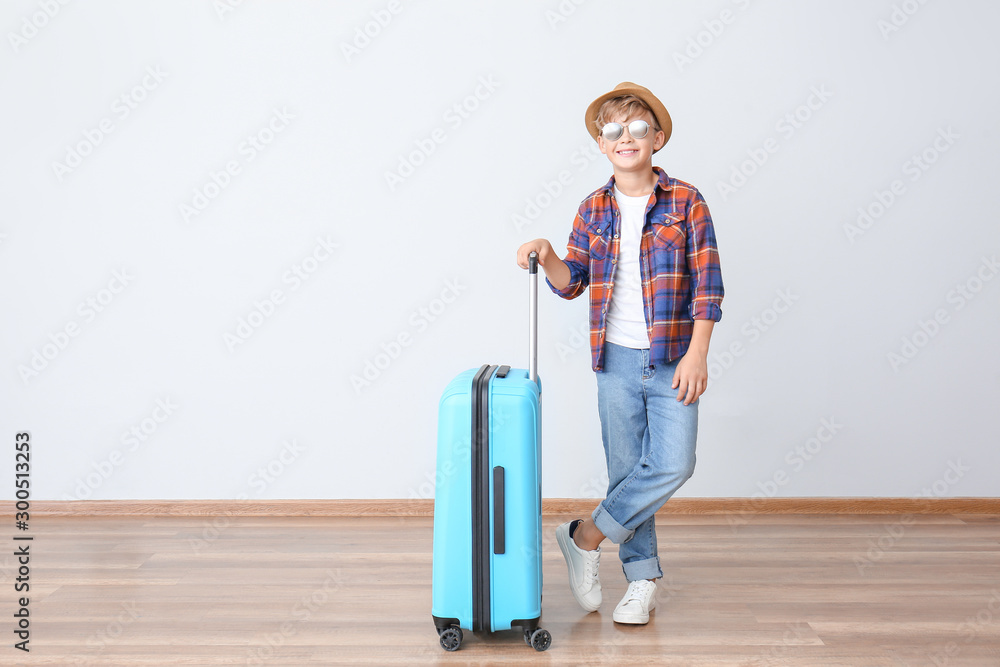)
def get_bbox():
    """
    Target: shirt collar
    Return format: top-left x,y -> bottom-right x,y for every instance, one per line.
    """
600,166 -> 672,196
